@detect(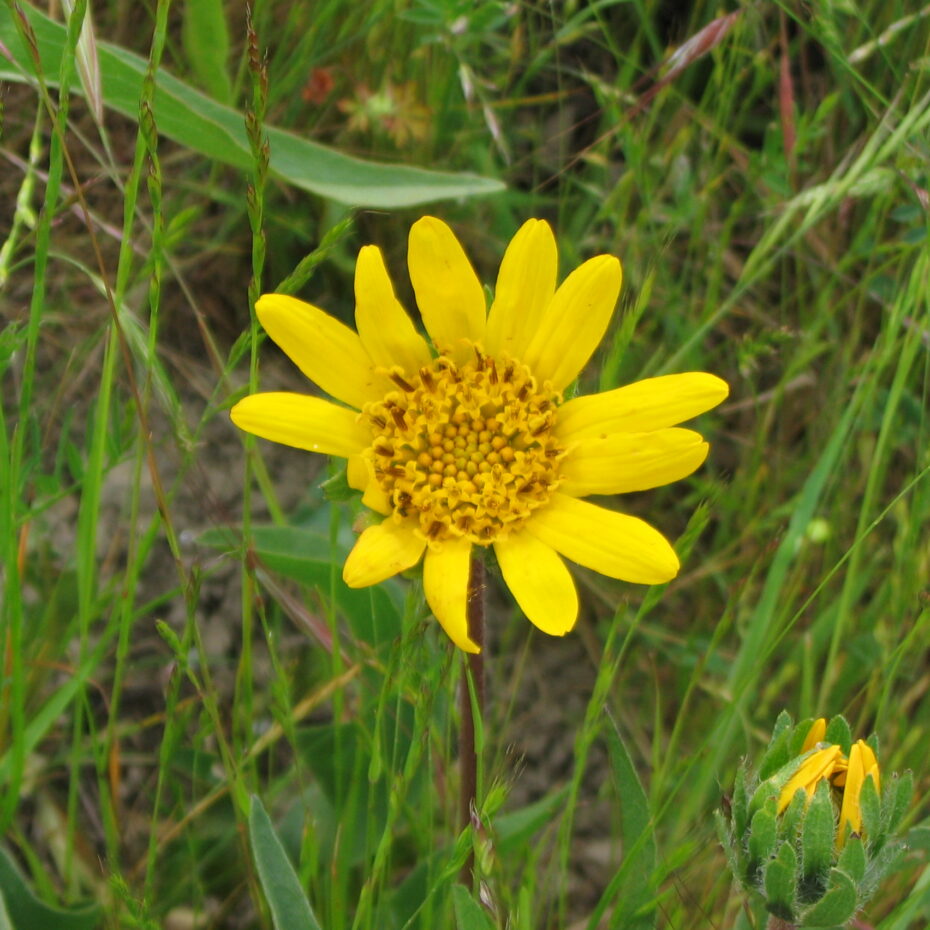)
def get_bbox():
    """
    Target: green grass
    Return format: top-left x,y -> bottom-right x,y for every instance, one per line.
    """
1,0 -> 929,928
